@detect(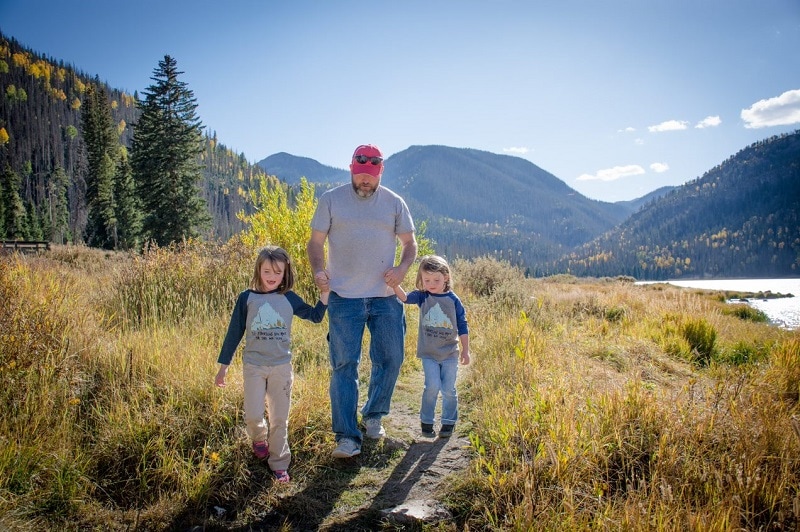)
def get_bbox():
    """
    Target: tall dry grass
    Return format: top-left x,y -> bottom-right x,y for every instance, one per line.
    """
451,258 -> 800,531
0,247 -> 798,530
